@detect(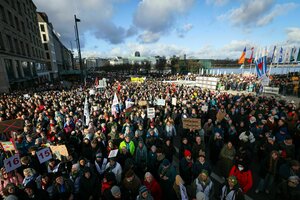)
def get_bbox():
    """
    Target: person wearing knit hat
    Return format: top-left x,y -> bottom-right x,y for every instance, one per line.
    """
158,158 -> 176,199
136,185 -> 154,200
95,152 -> 108,179
220,175 -> 244,200
110,185 -> 121,199
122,169 -> 141,200
191,169 -> 214,200
179,149 -> 193,185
